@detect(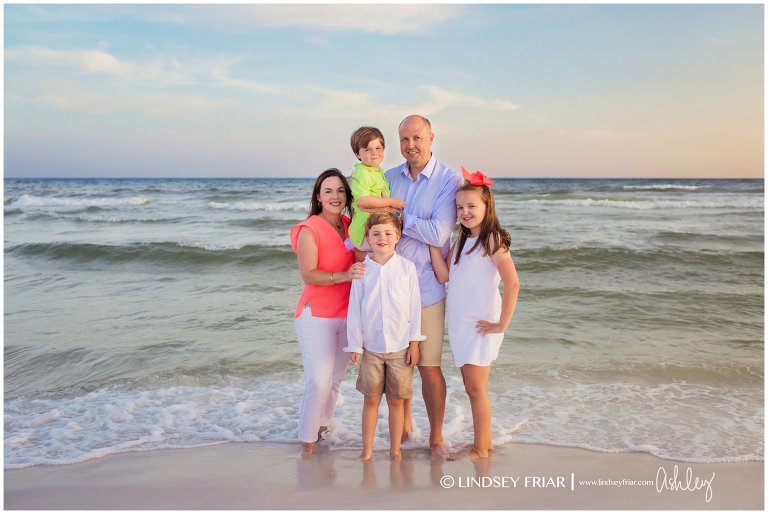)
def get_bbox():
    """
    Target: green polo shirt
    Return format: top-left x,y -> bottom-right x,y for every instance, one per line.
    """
349,162 -> 390,246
